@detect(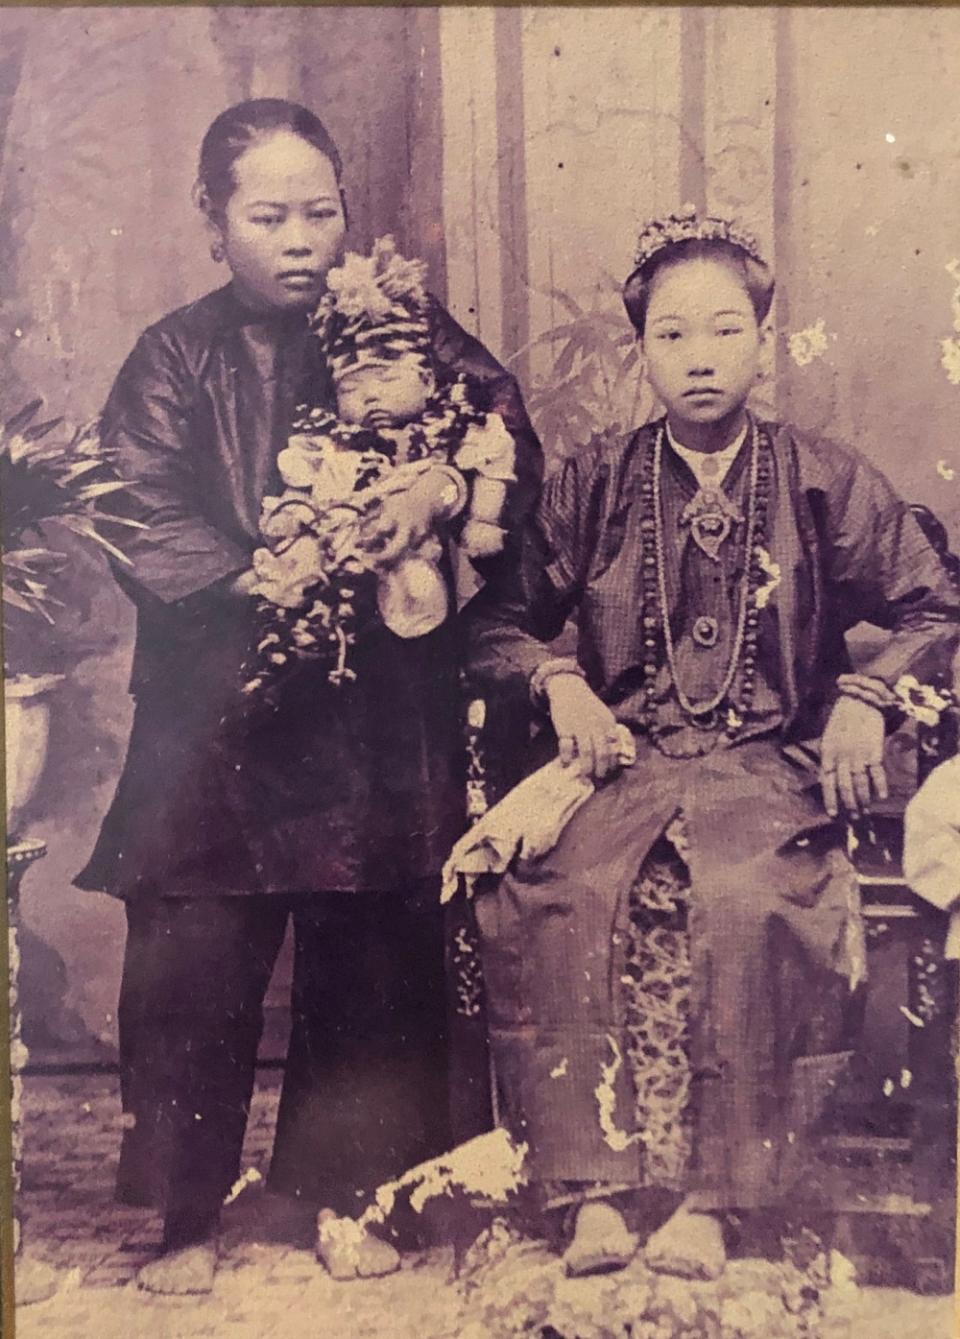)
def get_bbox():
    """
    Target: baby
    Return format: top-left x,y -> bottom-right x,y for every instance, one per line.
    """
252,236 -> 515,670
331,349 -> 514,637
334,352 -> 512,554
